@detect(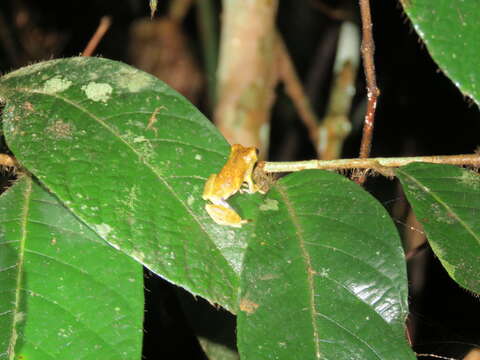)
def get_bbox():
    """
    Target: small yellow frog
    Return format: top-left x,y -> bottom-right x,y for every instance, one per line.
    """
202,144 -> 264,227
